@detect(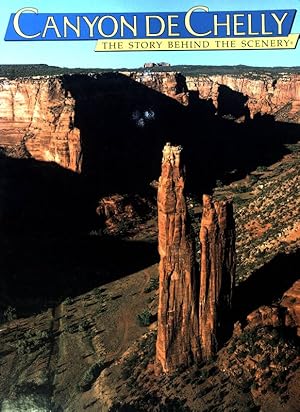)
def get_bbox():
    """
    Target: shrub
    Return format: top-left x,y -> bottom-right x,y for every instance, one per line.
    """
15,330 -> 52,354
258,357 -> 270,369
77,361 -> 105,392
121,353 -> 139,380
137,310 -> 152,327
235,185 -> 248,193
78,319 -> 91,332
238,350 -> 248,359
63,297 -> 73,305
64,323 -> 78,334
144,277 -> 159,293
249,345 -> 261,357
256,165 -> 267,172
3,306 -> 17,322
227,343 -> 236,354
